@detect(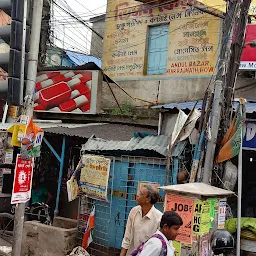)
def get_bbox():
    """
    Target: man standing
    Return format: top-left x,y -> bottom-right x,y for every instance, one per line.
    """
120,184 -> 162,256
